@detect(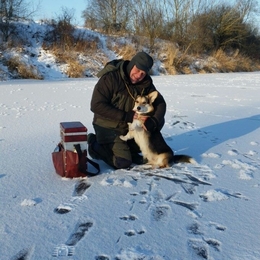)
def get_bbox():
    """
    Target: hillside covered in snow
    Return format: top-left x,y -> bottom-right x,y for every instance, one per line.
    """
1,20 -> 260,81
